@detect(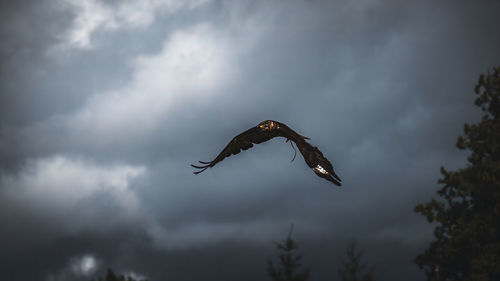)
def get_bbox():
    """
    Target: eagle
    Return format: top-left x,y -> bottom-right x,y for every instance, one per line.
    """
191,120 -> 341,186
